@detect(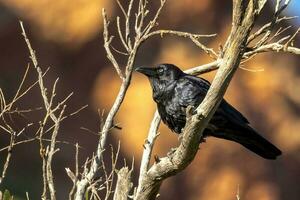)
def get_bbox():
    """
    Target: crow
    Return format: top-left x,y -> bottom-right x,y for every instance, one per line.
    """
135,63 -> 282,160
